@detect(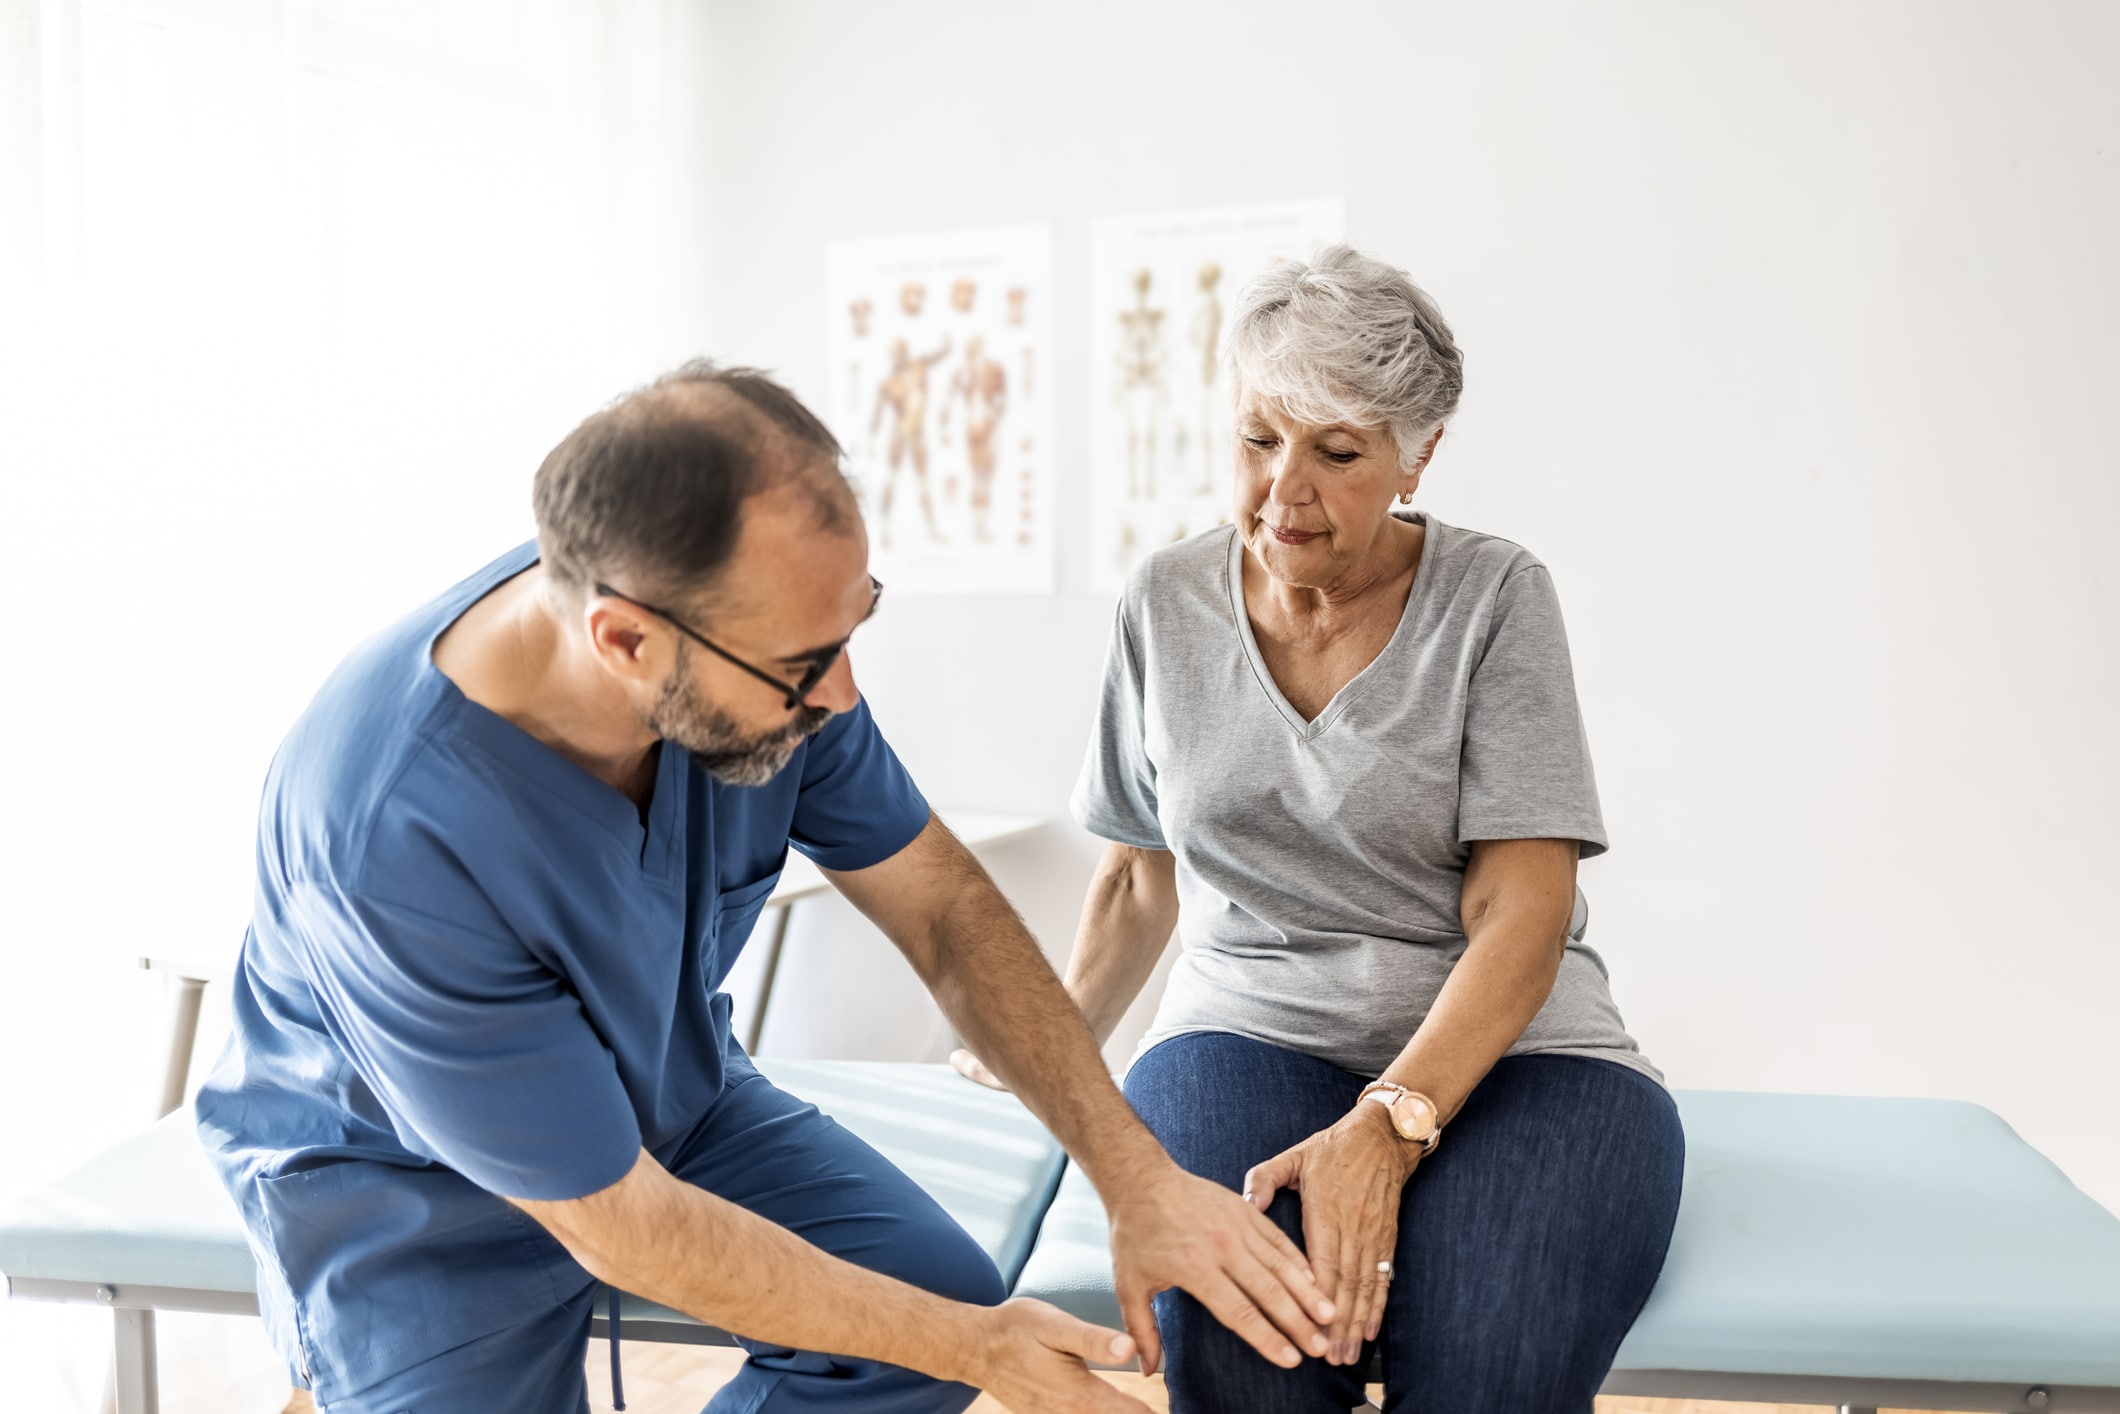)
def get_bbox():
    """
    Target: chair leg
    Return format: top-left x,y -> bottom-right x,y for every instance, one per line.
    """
112,1307 -> 160,1414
